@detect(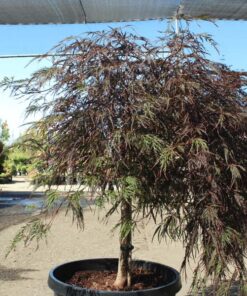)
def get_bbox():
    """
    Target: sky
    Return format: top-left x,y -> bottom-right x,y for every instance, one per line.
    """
0,19 -> 247,142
